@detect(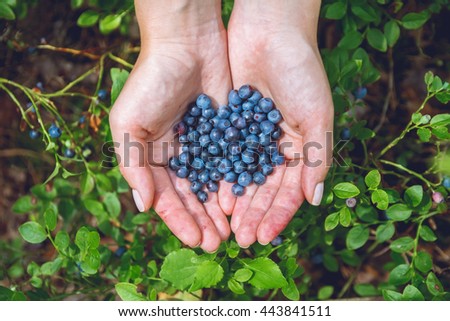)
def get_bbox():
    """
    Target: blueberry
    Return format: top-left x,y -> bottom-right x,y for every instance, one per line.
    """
346,197 -> 357,208
261,163 -> 274,176
198,116 -> 208,123
208,142 -> 221,155
254,105 -> 263,113
188,143 -> 202,155
36,81 -> 44,91
218,158 -> 232,174
184,115 -> 197,126
179,151 -> 192,165
265,142 -> 278,155
240,128 -> 250,140
209,115 -> 221,127
258,98 -> 274,113
189,105 -> 202,117
238,171 -> 252,187
248,90 -> 262,105
229,112 -> 240,124
188,170 -> 198,182
253,113 -> 267,123
190,181 -> 203,193
198,170 -> 210,184
197,190 -> 208,203
199,134 -> 211,147
224,171 -> 238,183
238,84 -> 253,99
271,151 -> 285,165
271,126 -> 282,140
202,108 -> 215,119
242,149 -> 256,164
182,145 -> 189,153
242,110 -> 255,122
191,157 -> 205,170
79,115 -> 86,124
173,121 -> 188,135
48,124 -> 62,138
196,94 -> 212,109
242,101 -> 255,111
260,120 -> 275,135
200,150 -> 211,161
187,130 -> 200,143
217,105 -> 231,119
205,161 -> 216,170
29,129 -> 40,139
248,122 -> 261,135
206,180 -> 219,193
340,128 -> 351,140
198,122 -> 213,135
209,168 -> 223,181
114,246 -> 126,257
228,90 -> 243,105
224,127 -> 240,142
267,109 -> 282,124
245,134 -> 260,150
259,153 -> 271,165
218,138 -> 229,151
311,254 -> 323,265
354,87 -> 367,99
230,104 -> 243,113
253,172 -> 266,185
179,134 -> 189,143
217,119 -> 231,131
98,89 -> 108,101
228,142 -> 242,155
227,154 -> 240,163
247,162 -> 259,174
233,160 -> 247,174
259,134 -> 271,146
176,167 -> 189,178
210,128 -> 223,142
270,236 -> 283,246
64,148 -> 75,158
232,184 -> 245,197
232,116 -> 246,129
443,176 -> 450,189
